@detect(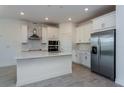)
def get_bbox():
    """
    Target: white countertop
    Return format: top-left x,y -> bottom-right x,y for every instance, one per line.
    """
16,51 -> 72,60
